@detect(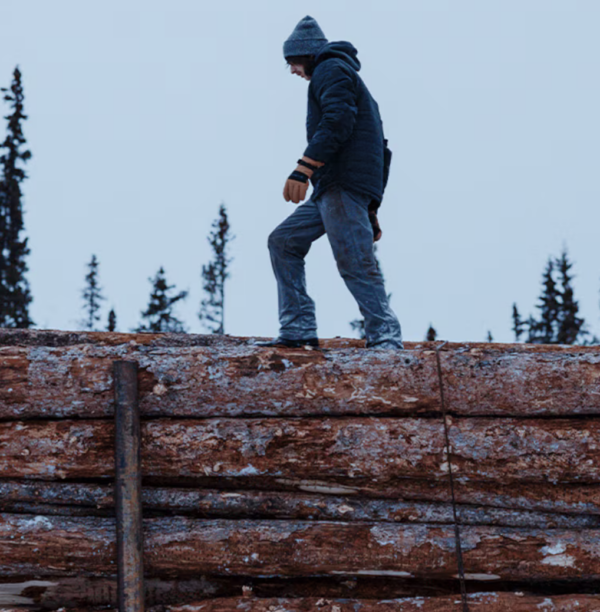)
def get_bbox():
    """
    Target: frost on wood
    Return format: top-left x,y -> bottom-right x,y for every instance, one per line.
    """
1,513 -> 600,582
0,329 -> 599,609
1,329 -> 599,419
1,417 -> 599,485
